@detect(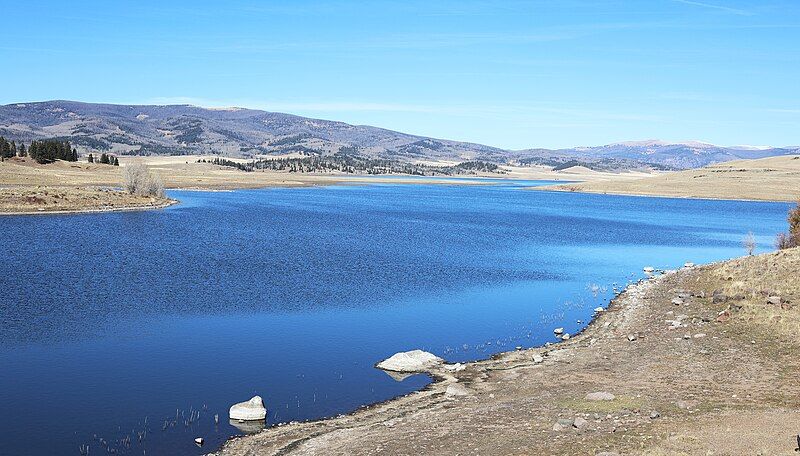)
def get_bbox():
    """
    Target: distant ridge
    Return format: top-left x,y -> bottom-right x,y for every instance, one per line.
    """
1,100 -> 797,169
